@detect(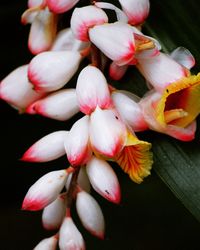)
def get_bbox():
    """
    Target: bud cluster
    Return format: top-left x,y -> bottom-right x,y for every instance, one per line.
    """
1,0 -> 200,249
